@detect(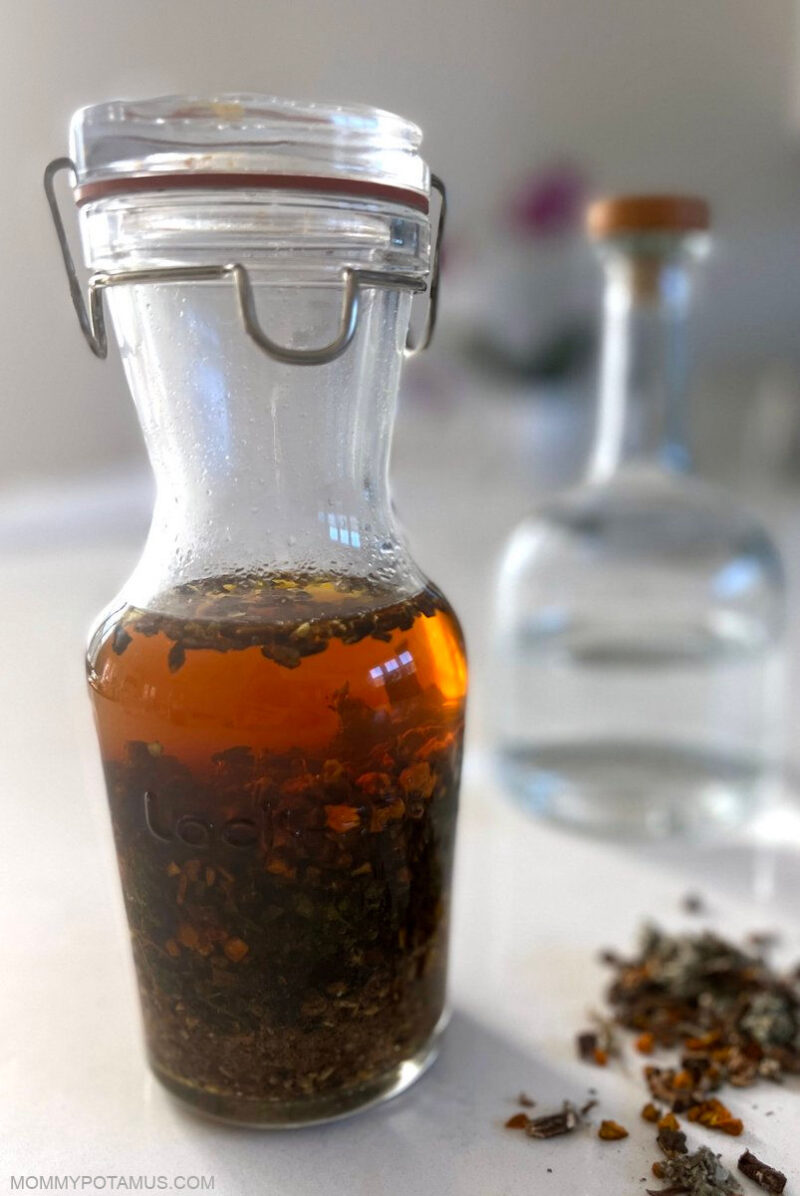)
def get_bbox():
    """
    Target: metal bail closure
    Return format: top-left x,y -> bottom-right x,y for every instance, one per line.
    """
43,158 -> 446,366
